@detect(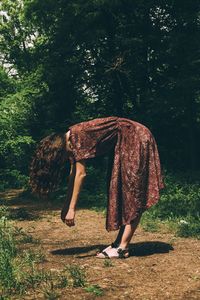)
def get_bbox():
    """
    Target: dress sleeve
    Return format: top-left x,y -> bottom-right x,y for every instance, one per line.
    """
68,117 -> 119,162
69,124 -> 98,161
